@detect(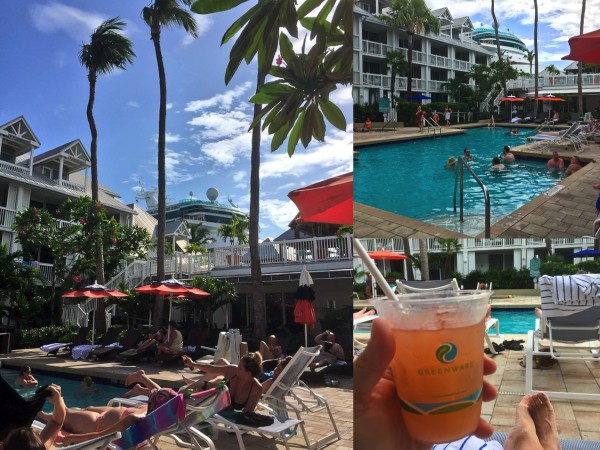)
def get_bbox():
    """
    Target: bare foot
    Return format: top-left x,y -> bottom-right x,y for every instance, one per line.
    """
593,184 -> 600,189
123,383 -> 145,398
528,392 -> 560,450
125,369 -> 145,387
535,308 -> 543,319
504,395 -> 544,450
